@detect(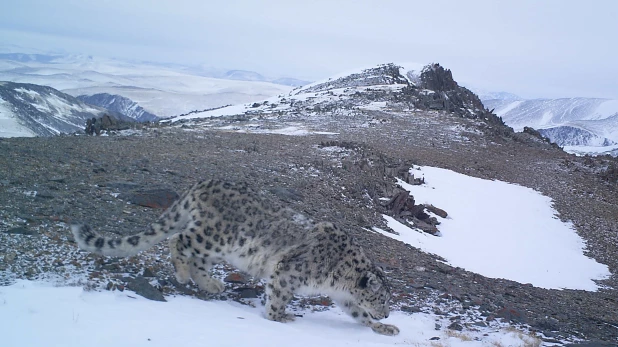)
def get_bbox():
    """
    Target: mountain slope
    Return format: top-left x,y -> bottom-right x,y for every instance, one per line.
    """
166,63 -> 499,130
483,98 -> 618,147
76,93 -> 159,122
0,81 -> 105,137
